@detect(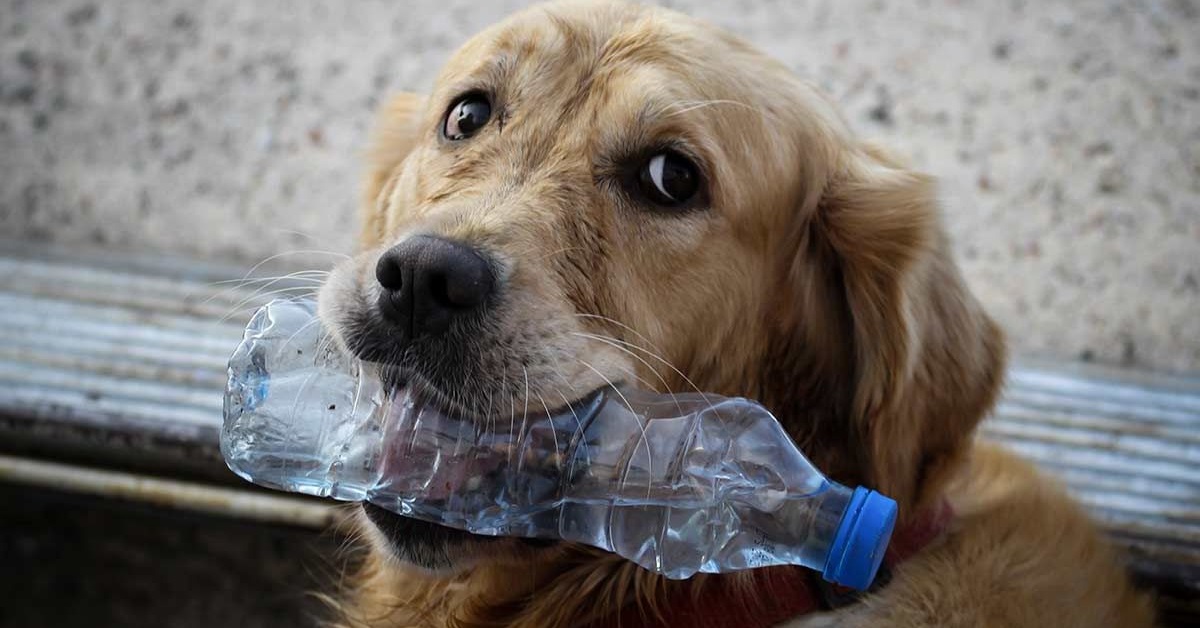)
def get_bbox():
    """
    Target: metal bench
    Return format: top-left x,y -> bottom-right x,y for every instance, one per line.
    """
1,241 -> 1196,625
